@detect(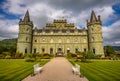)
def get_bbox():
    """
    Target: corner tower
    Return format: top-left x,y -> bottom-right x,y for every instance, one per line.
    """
87,11 -> 104,57
17,10 -> 33,54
